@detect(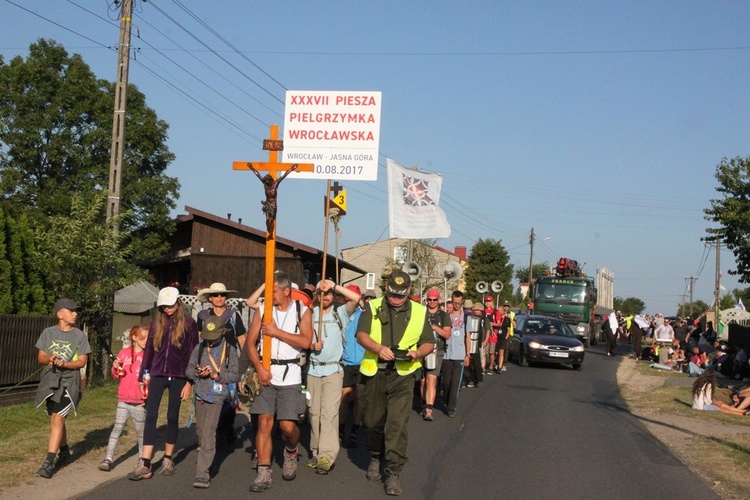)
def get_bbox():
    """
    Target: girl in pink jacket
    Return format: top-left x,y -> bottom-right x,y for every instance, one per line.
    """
98,325 -> 148,471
